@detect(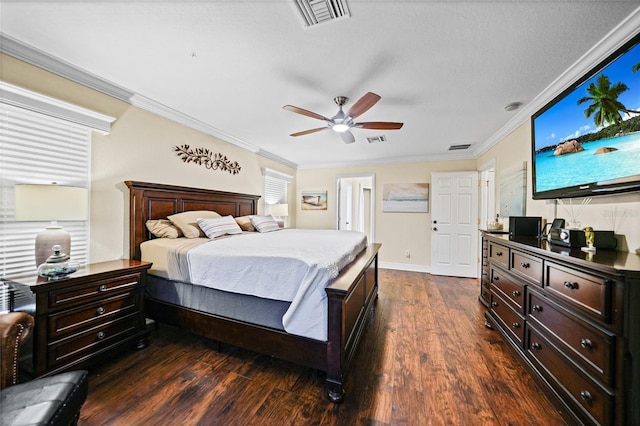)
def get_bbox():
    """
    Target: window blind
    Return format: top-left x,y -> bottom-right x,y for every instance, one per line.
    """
0,103 -> 90,278
263,168 -> 292,214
